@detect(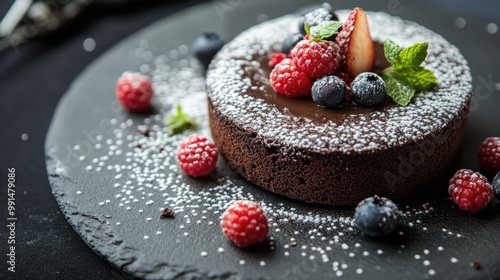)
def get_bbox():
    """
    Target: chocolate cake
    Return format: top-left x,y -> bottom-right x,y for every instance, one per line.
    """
206,10 -> 472,205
